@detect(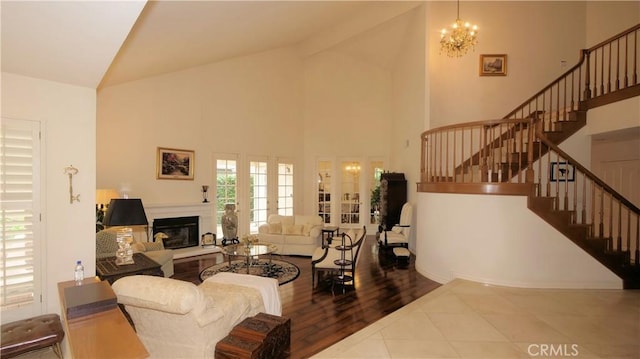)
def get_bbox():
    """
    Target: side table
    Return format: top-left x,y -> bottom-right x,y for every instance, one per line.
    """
321,226 -> 339,248
96,253 -> 163,284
